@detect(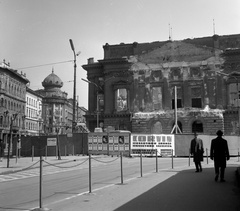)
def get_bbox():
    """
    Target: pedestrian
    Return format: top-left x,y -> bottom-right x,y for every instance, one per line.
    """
210,130 -> 230,182
0,138 -> 6,161
190,132 -> 204,172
